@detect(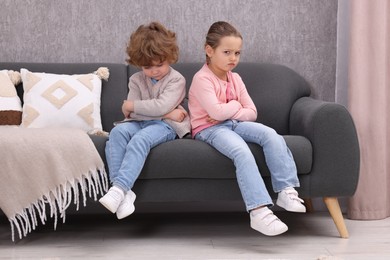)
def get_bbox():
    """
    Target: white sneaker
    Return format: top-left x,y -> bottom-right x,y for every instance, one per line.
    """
99,186 -> 124,213
276,187 -> 306,213
116,190 -> 136,219
250,207 -> 288,236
